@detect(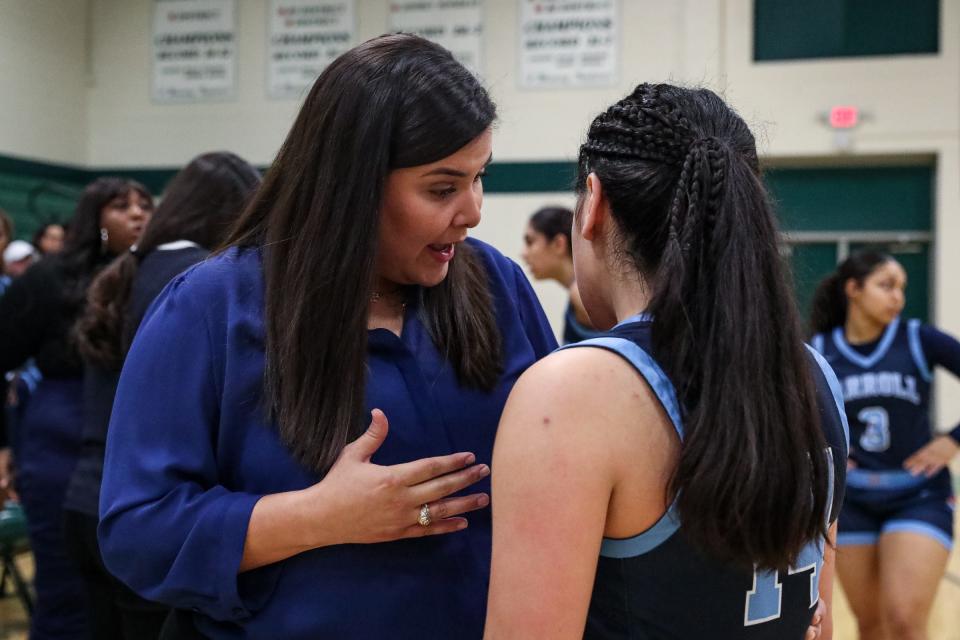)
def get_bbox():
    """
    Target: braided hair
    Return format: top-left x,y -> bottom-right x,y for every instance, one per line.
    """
577,83 -> 831,572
